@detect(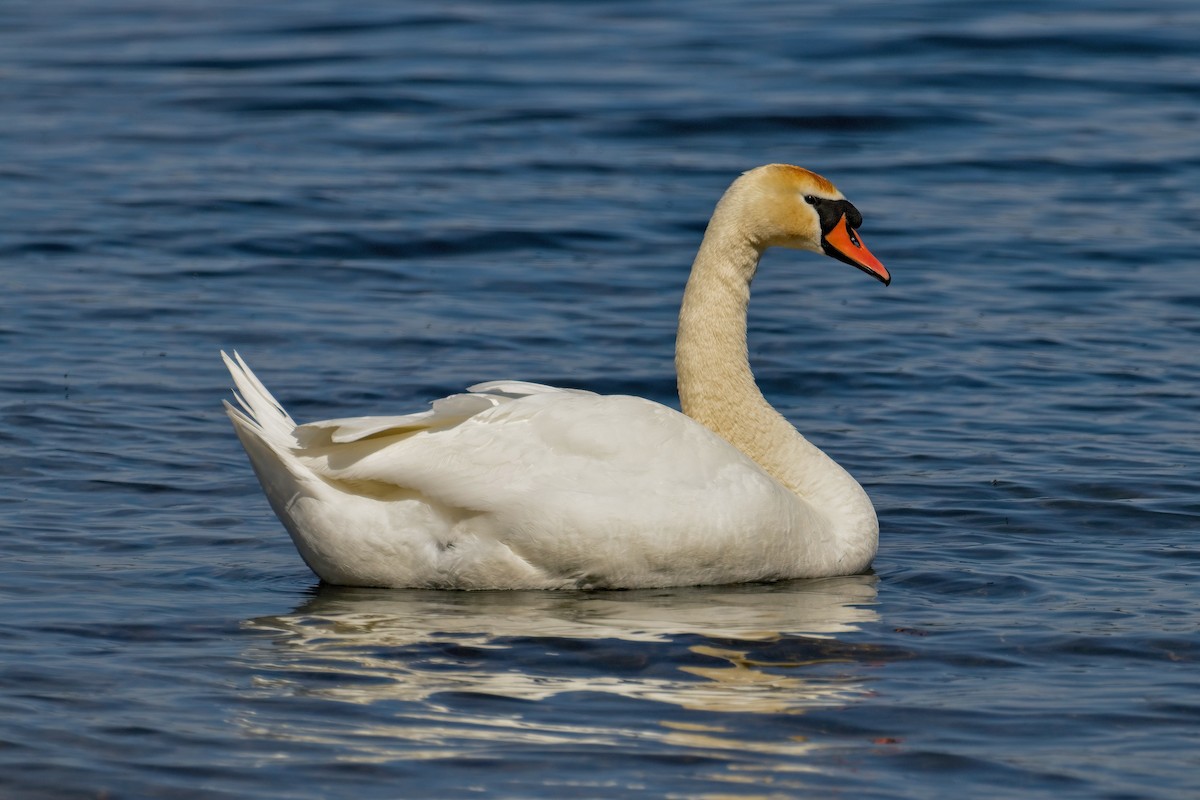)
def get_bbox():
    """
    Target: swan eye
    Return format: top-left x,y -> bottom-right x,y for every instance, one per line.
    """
804,195 -> 818,205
